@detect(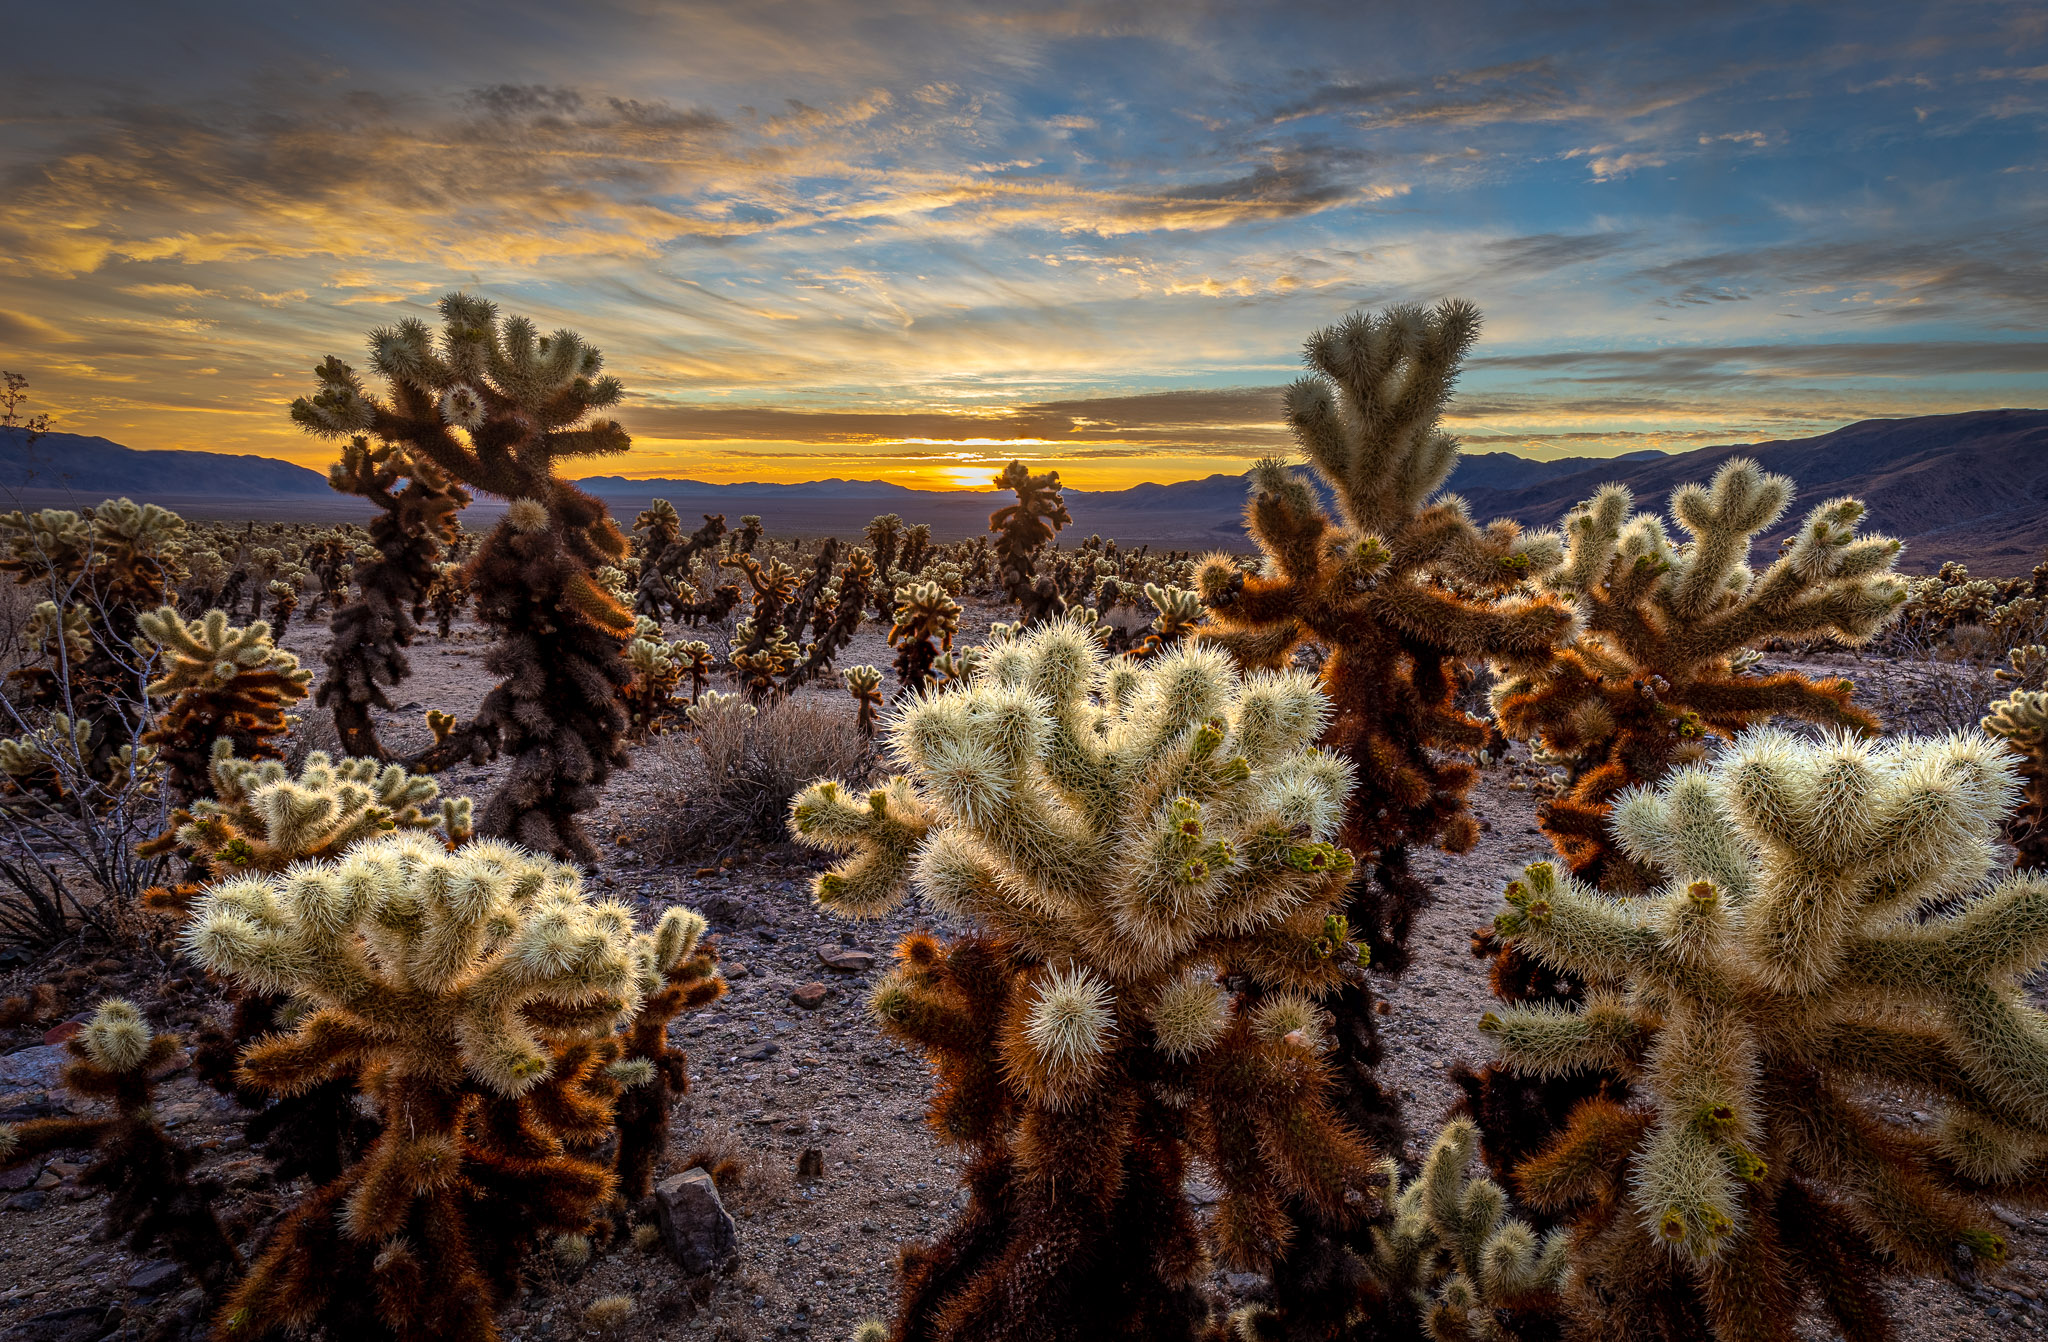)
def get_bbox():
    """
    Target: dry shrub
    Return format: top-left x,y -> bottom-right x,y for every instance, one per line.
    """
281,706 -> 340,771
641,696 -> 871,856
